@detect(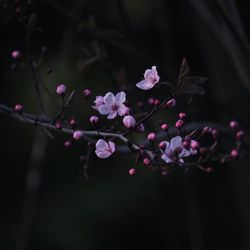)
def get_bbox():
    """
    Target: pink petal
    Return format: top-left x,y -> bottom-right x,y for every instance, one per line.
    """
117,104 -> 127,116
95,150 -> 111,159
144,69 -> 153,80
104,92 -> 115,107
115,91 -> 126,104
98,104 -> 110,115
136,80 -> 154,90
162,153 -> 173,163
169,136 -> 183,151
96,139 -> 108,150
108,141 -> 115,153
107,111 -> 117,119
179,148 -> 191,157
